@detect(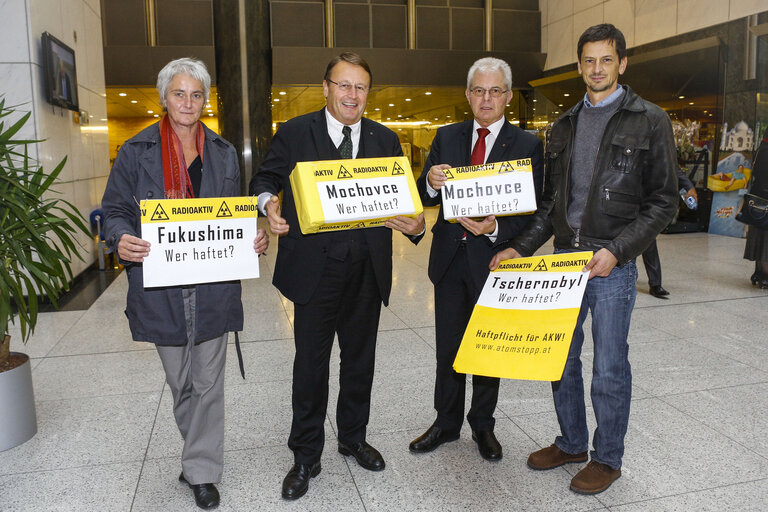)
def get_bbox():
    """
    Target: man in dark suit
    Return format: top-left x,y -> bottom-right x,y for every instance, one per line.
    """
251,52 -> 425,500
410,57 -> 544,461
